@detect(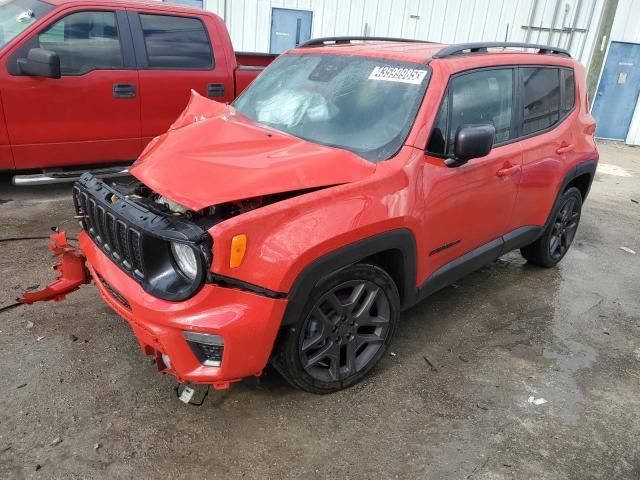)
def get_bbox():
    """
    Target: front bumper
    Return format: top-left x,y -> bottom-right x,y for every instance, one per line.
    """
80,232 -> 287,389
